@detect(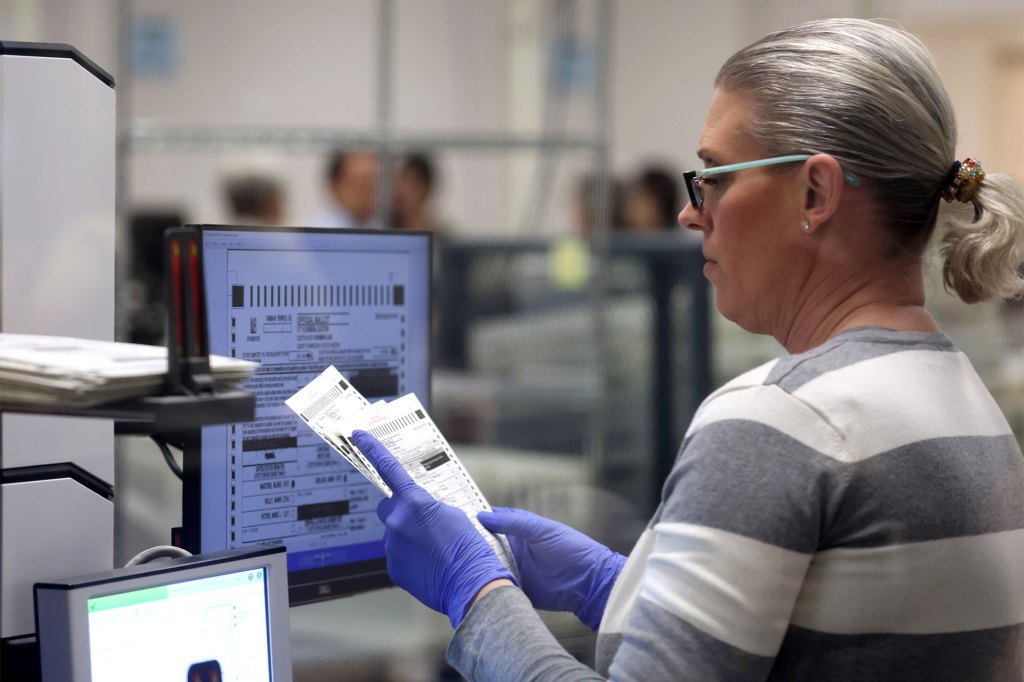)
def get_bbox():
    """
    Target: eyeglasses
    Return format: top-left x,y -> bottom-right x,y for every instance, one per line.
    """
682,154 -> 861,209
